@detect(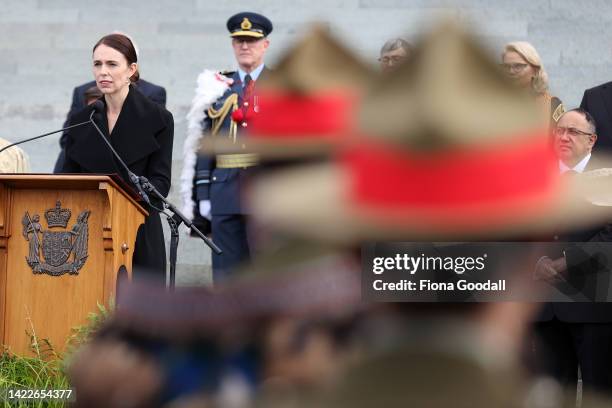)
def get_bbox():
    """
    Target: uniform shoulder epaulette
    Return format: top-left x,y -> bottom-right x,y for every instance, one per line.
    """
551,98 -> 565,123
